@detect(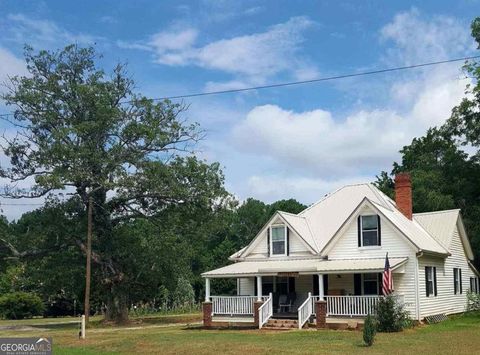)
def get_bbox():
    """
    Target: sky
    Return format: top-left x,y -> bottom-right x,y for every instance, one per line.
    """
0,0 -> 478,219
